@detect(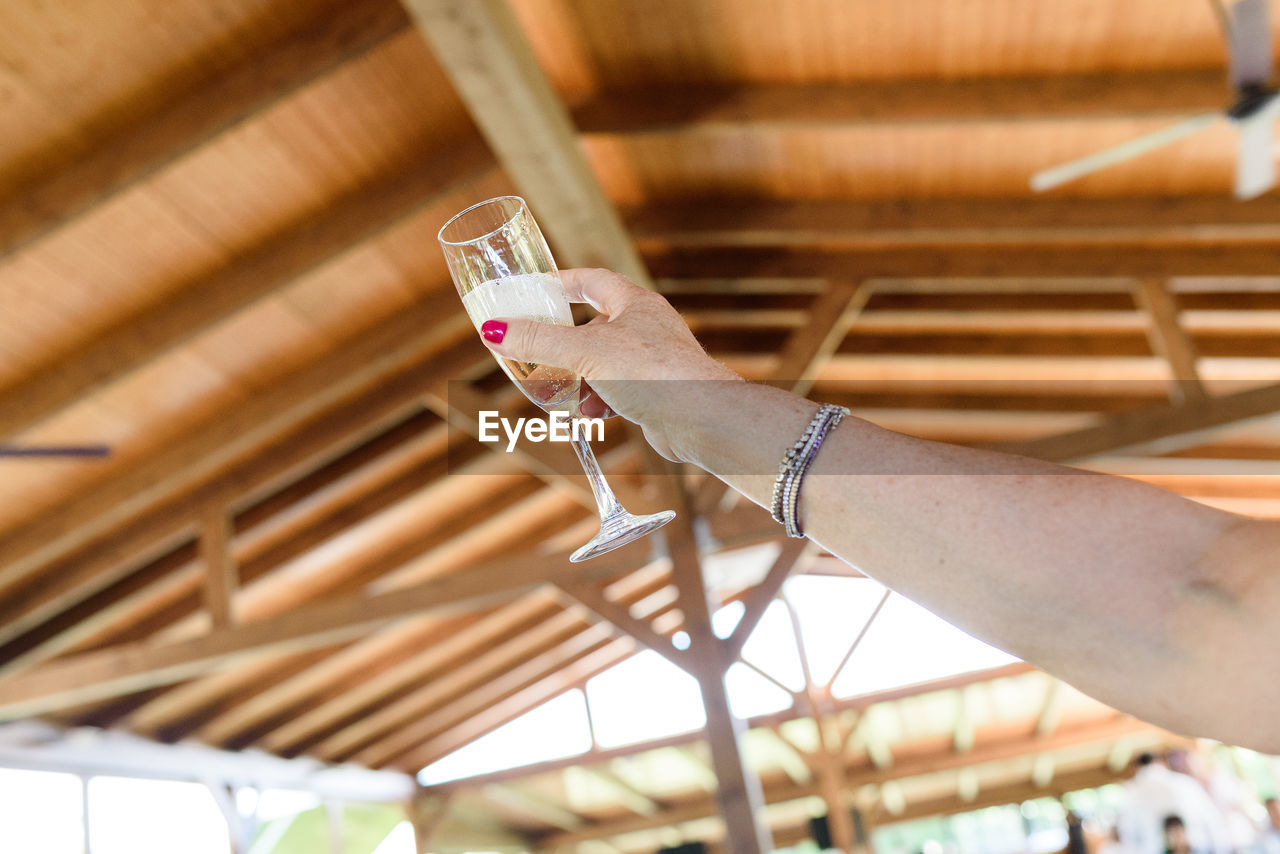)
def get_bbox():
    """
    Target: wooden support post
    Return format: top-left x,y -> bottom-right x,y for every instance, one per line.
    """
200,506 -> 238,630
1132,278 -> 1207,405
656,473 -> 772,854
